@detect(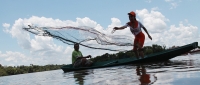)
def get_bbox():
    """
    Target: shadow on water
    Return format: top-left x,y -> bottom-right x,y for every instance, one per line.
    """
73,70 -> 93,85
73,70 -> 87,85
